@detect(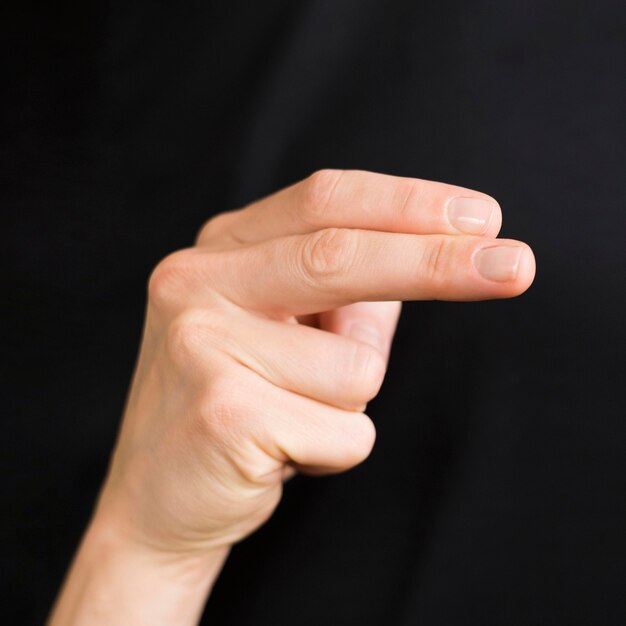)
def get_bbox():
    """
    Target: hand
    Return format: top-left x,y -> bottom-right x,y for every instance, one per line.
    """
95,169 -> 534,557
48,170 -> 535,625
